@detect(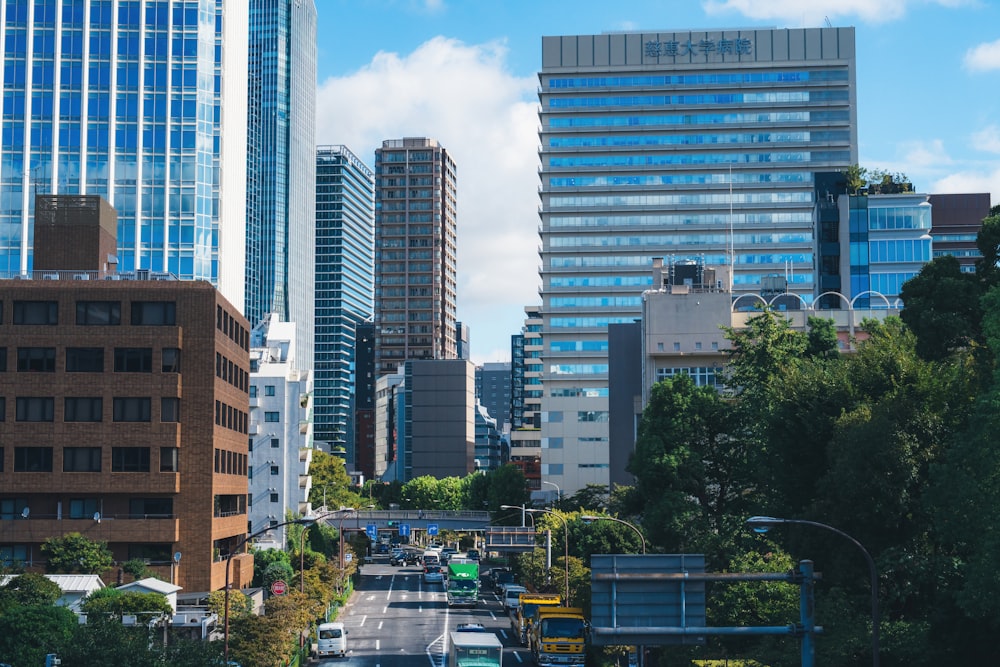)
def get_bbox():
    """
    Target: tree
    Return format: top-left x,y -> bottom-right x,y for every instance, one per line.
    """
41,532 -> 114,574
307,449 -> 364,509
844,163 -> 867,194
207,588 -> 253,619
900,255 -> 984,362
563,484 -> 610,513
230,614 -> 288,667
0,604 -> 77,667
0,572 -> 62,611
805,315 -> 839,358
252,547 -> 292,587
468,464 -> 530,516
80,588 -> 173,622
